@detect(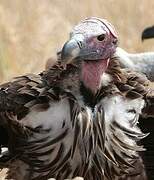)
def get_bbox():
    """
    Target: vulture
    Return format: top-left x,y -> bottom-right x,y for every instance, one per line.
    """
142,26 -> 154,41
0,17 -> 153,180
